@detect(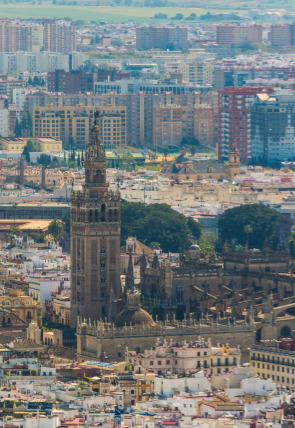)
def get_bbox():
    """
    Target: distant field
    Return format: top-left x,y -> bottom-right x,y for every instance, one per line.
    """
0,5 -> 236,21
